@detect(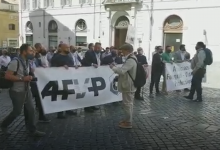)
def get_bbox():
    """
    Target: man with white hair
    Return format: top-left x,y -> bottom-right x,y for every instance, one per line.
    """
0,49 -> 11,70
